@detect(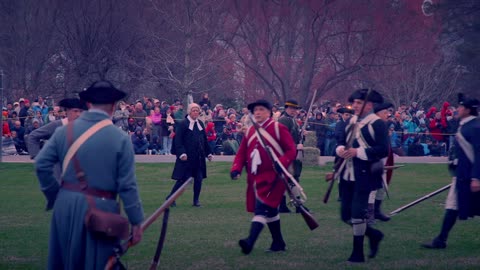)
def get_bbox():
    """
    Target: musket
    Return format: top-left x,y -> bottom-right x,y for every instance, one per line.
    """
301,88 -> 319,134
149,208 -> 170,270
323,89 -> 372,203
389,183 -> 451,217
248,114 -> 319,230
104,177 -> 193,270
